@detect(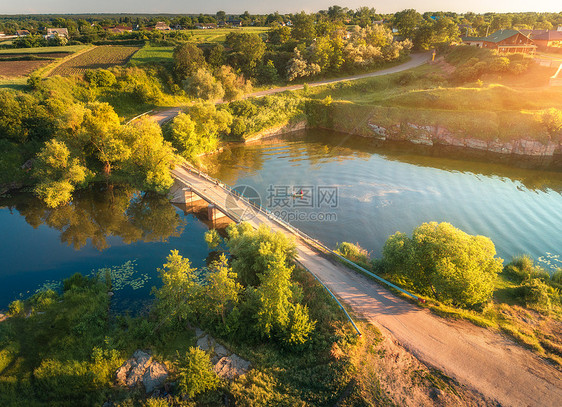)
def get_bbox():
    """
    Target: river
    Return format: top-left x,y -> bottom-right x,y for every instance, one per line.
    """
1,129 -> 561,308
